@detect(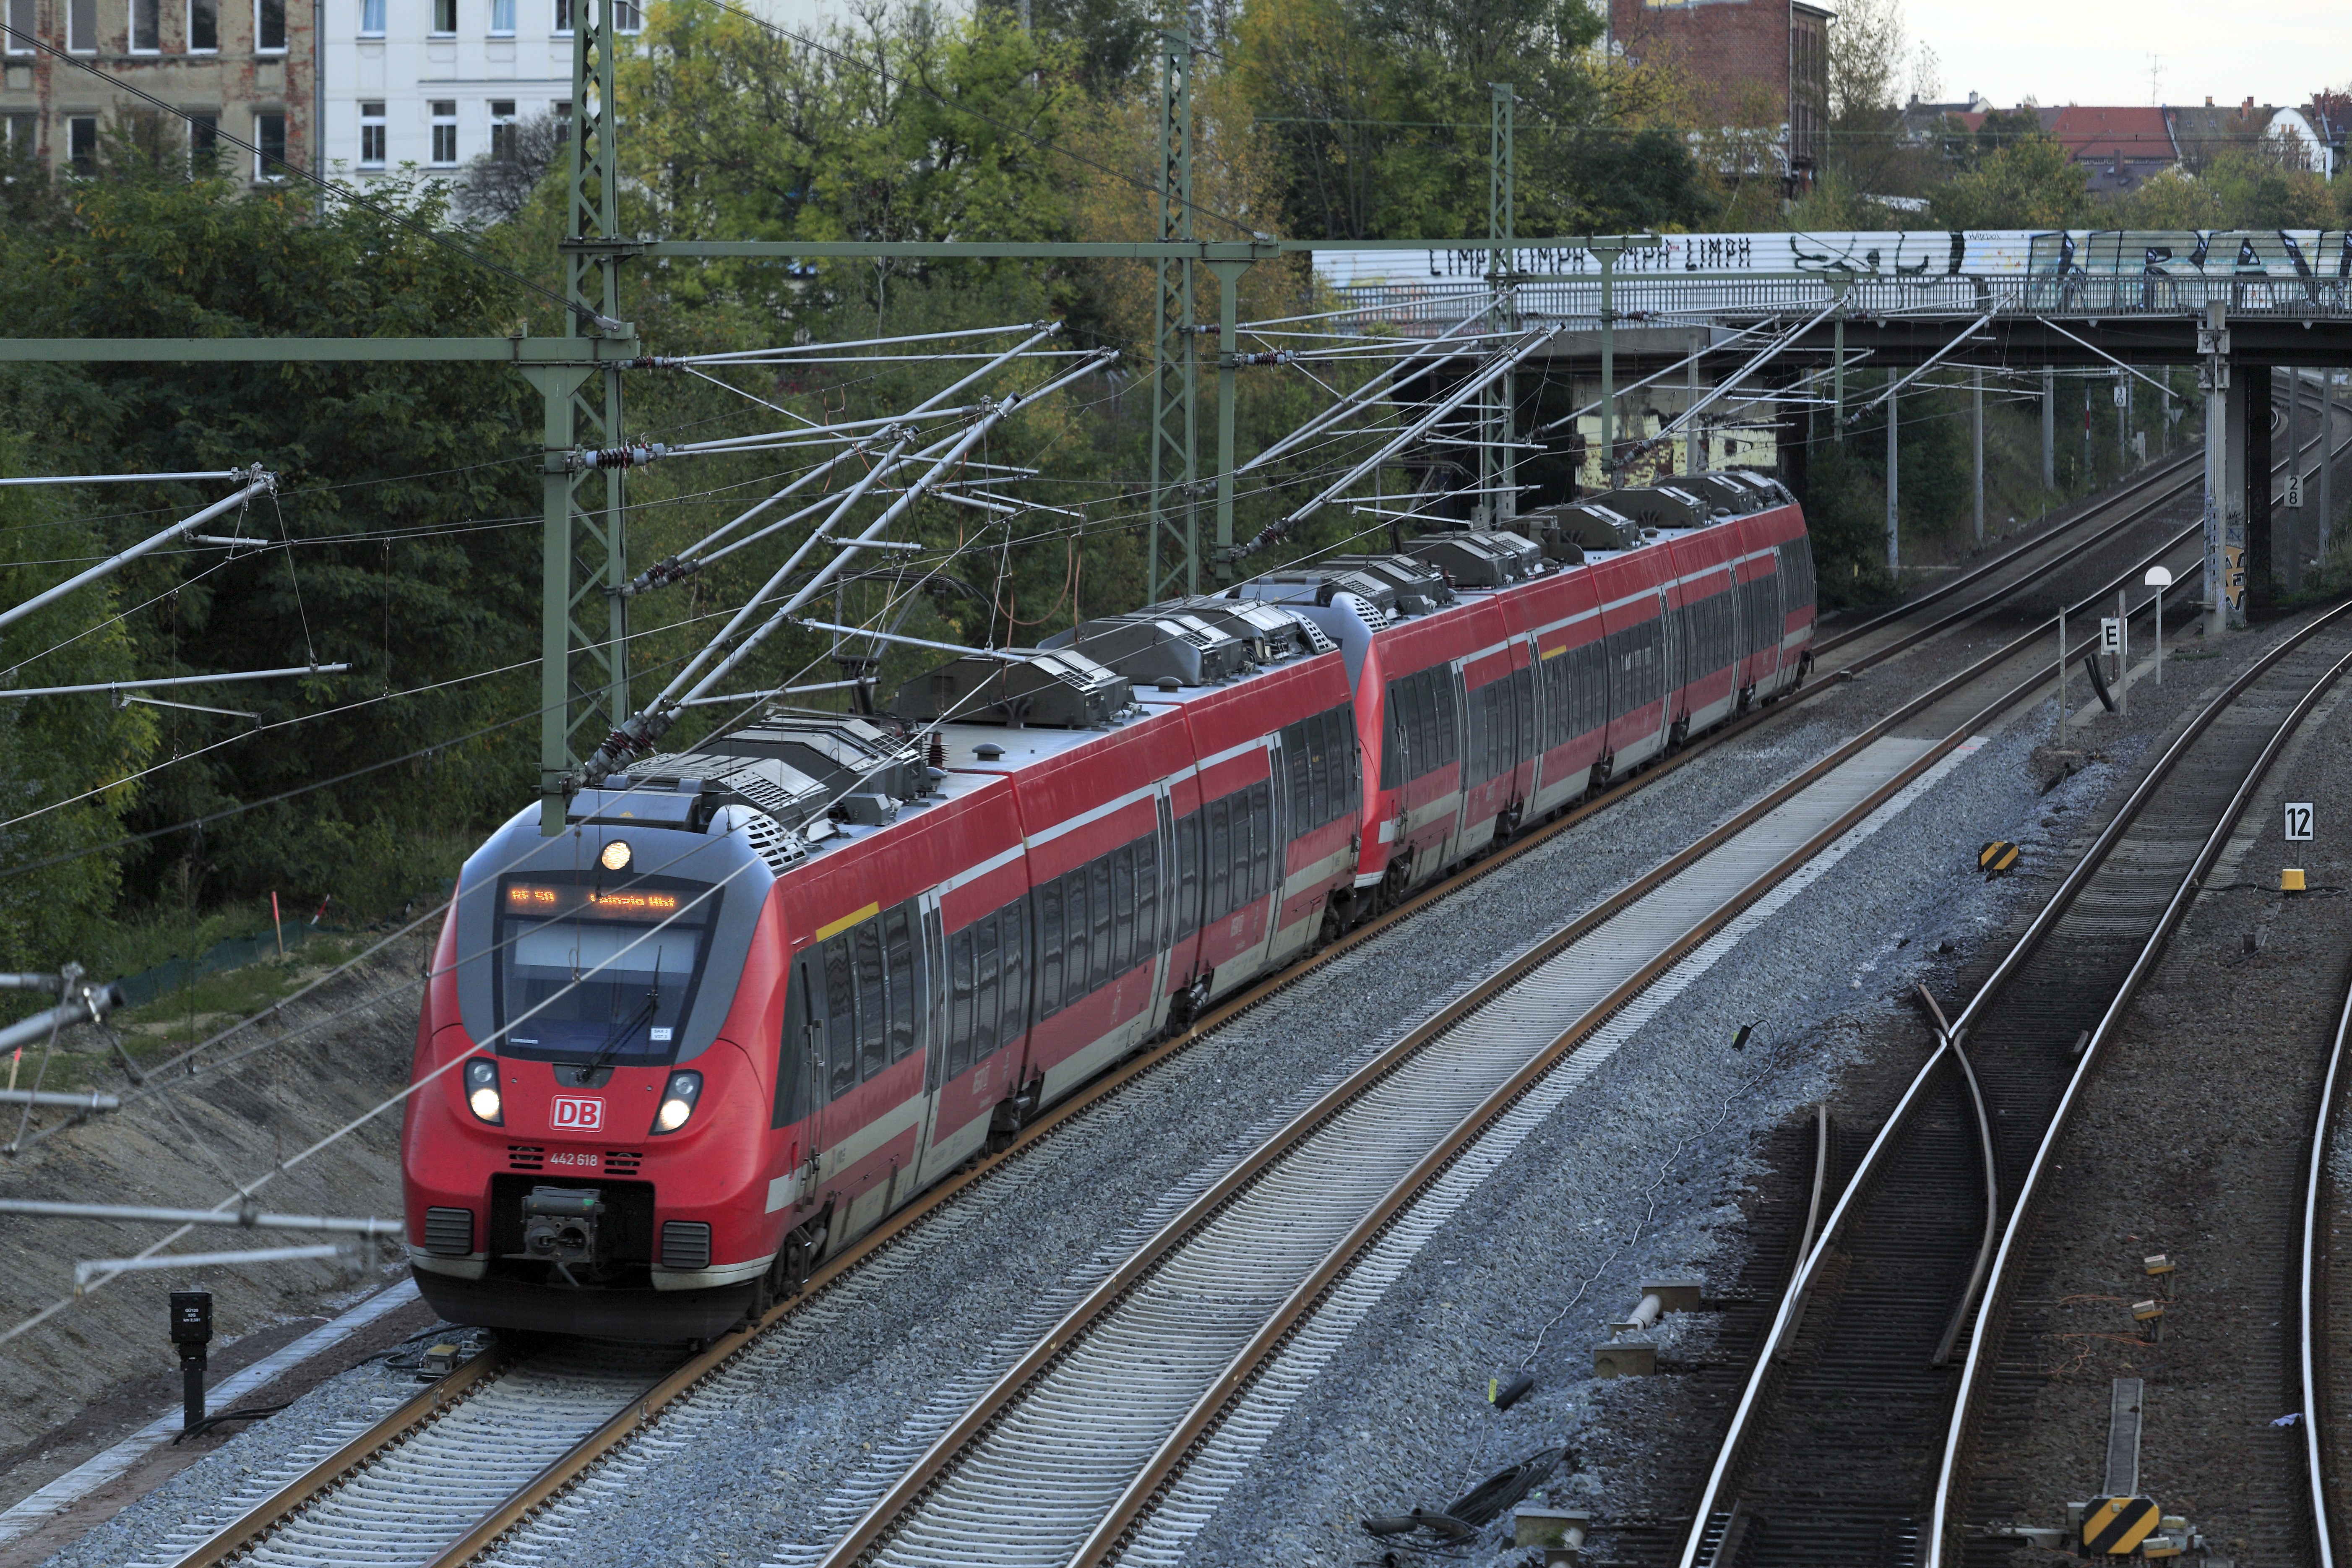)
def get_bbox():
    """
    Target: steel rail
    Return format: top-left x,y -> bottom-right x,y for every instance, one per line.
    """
1675,592 -> 2352,1568
2301,952 -> 2352,1568
396,474 -> 2239,1568
818,528 -> 2162,1568
159,448 -> 2256,1568
1820,379 -> 2336,661
1796,1103 -> 1832,1268
1925,618 -> 2352,1567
